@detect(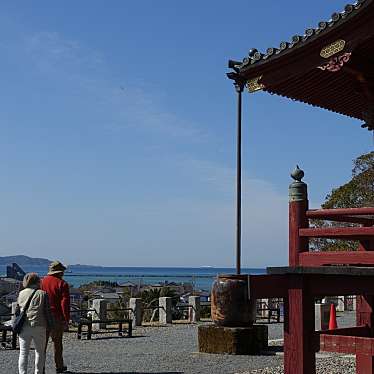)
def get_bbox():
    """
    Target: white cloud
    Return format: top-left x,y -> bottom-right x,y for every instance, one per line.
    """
24,31 -> 103,74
